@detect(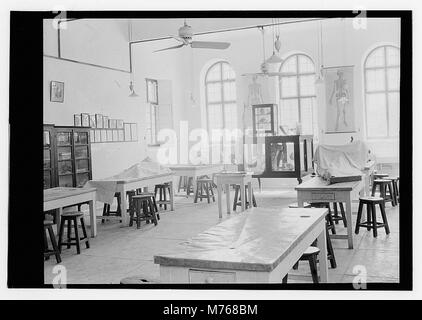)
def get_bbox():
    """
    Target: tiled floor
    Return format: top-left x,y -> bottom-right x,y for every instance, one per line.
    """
44,186 -> 399,284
